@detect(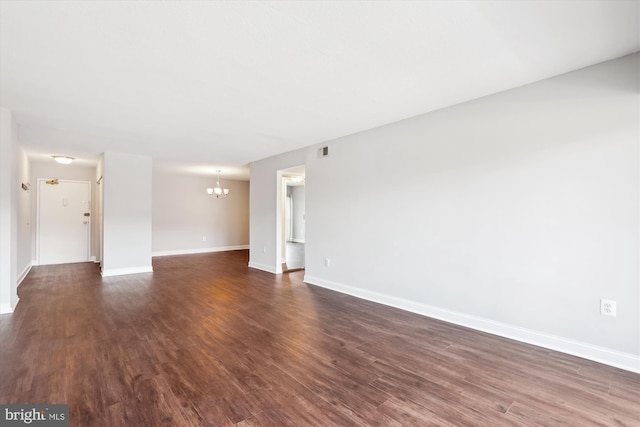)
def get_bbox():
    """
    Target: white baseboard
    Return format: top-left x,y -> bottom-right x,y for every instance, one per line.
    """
248,261 -> 280,274
17,264 -> 32,286
1,265 -> 32,315
32,258 -> 97,266
290,238 -> 305,243
101,266 -> 153,277
303,275 -> 640,374
152,245 -> 249,257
